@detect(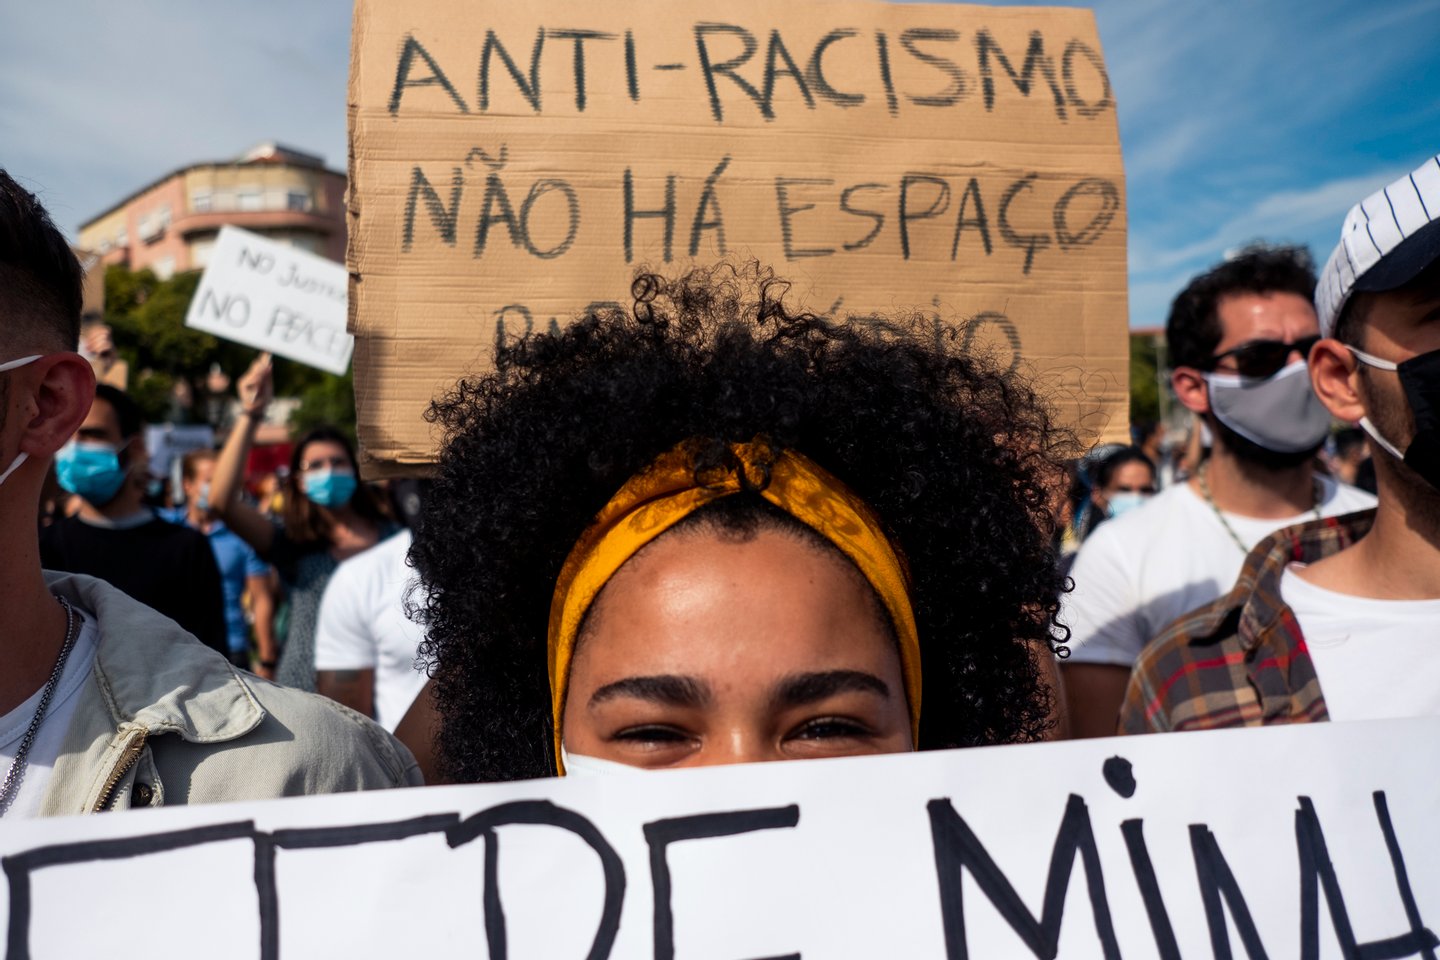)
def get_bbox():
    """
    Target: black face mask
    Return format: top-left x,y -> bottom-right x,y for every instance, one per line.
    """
1352,345 -> 1440,492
